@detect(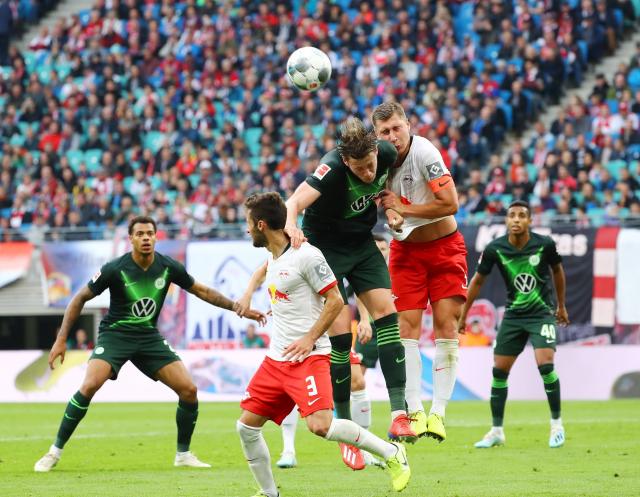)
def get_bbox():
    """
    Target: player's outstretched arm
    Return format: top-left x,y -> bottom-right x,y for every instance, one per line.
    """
284,182 -> 320,248
49,285 -> 96,369
237,261 -> 267,317
188,281 -> 267,325
551,263 -> 570,326
283,286 -> 344,362
457,273 -> 486,334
